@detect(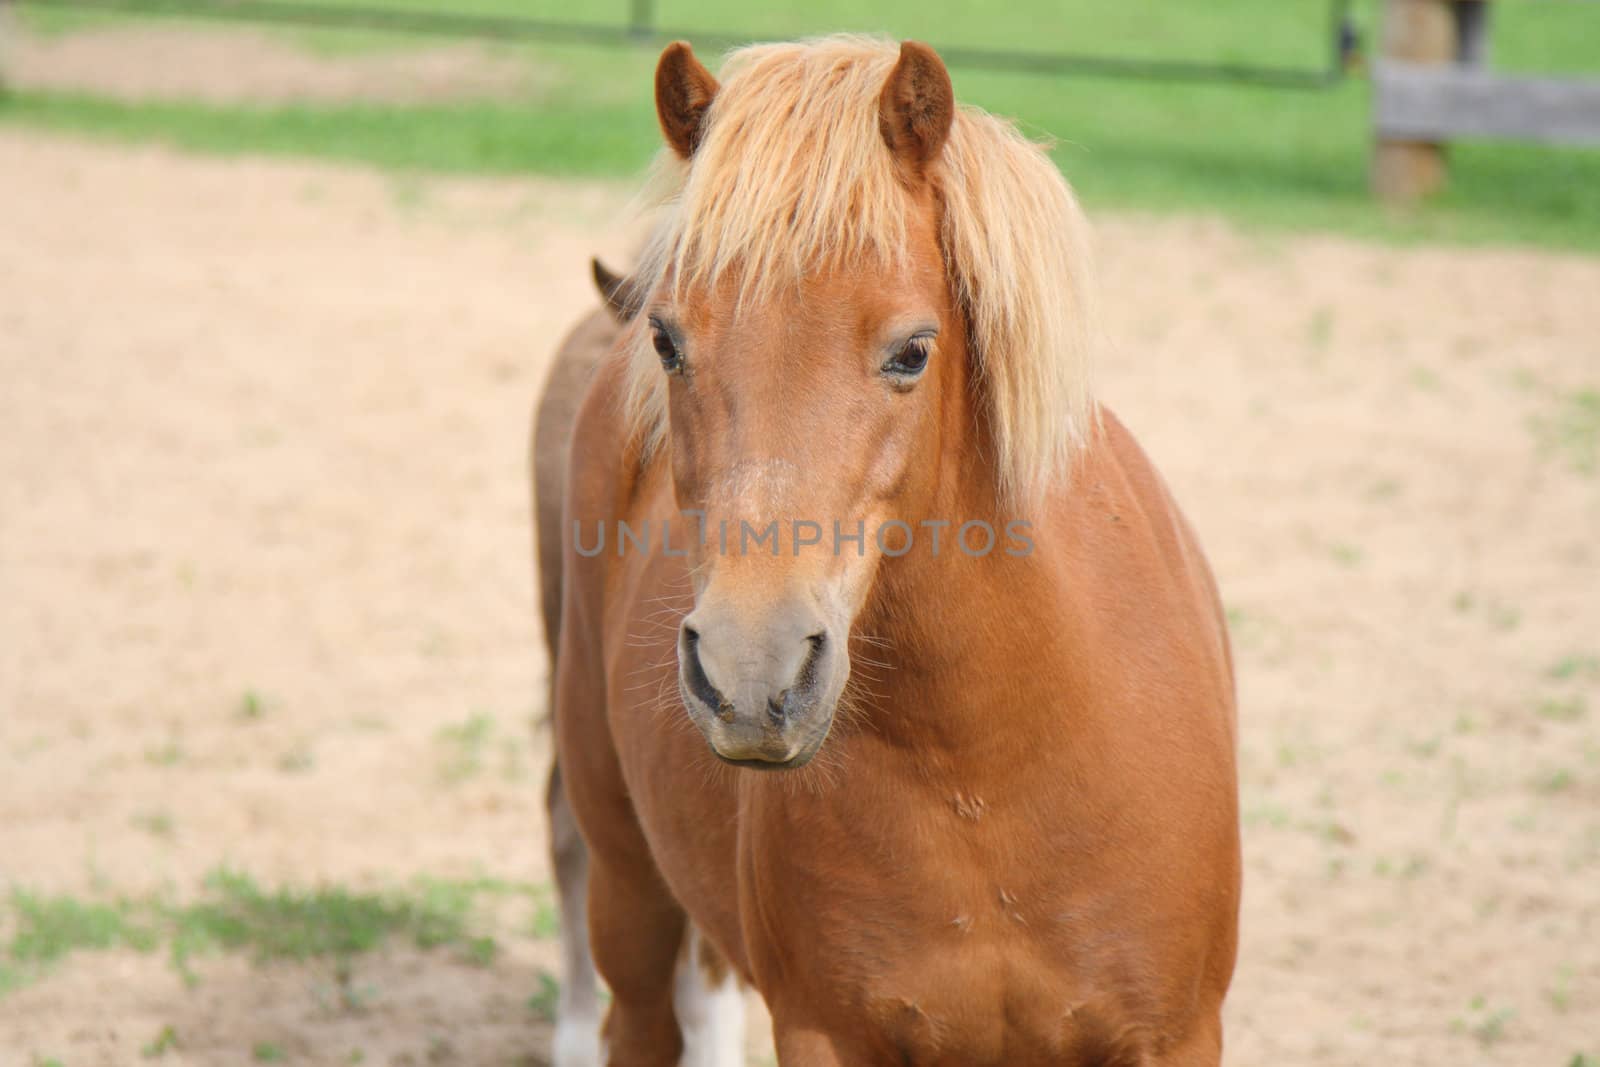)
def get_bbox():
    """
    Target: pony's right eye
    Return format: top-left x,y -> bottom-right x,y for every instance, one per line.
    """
883,334 -> 934,380
650,325 -> 683,372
